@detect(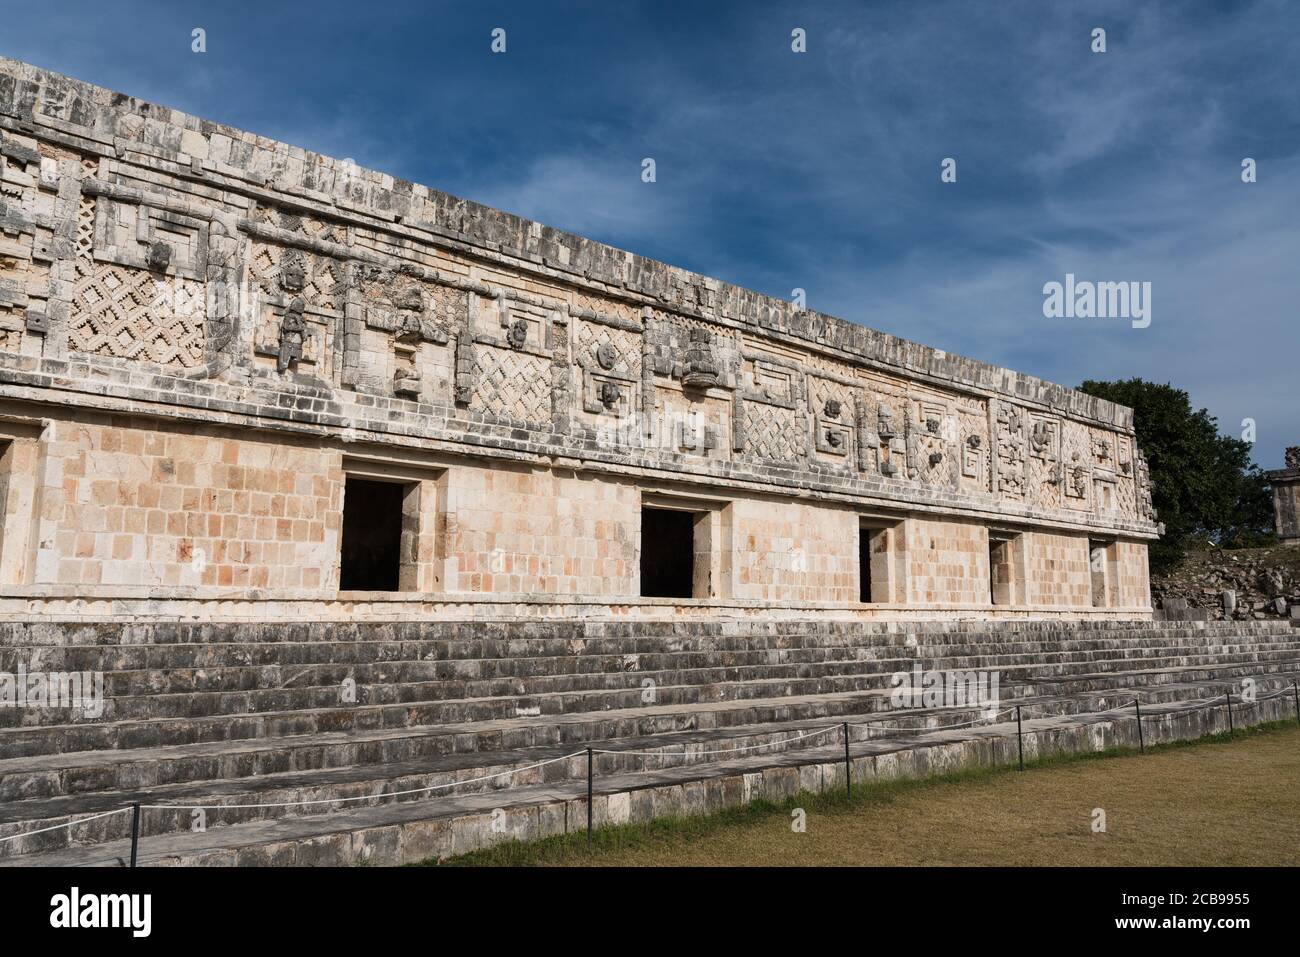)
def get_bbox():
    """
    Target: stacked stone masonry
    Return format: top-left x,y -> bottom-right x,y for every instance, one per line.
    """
1265,446 -> 1300,544
0,57 -> 1158,621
